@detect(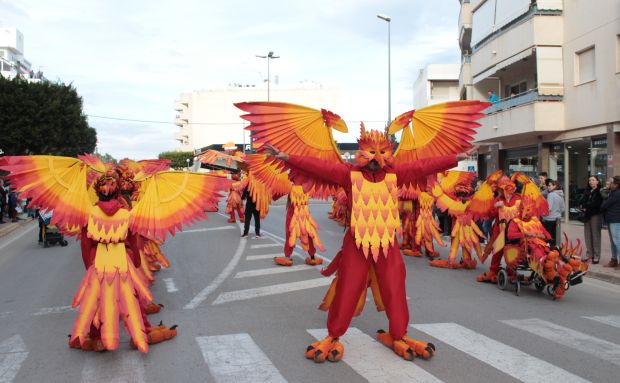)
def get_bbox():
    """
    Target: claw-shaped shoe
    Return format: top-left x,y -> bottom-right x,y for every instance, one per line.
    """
69,334 -> 105,352
426,250 -> 440,258
429,259 -> 462,269
476,271 -> 498,283
306,336 -> 344,363
145,303 -> 164,315
305,256 -> 323,266
402,335 -> 435,359
460,259 -> 477,269
376,330 -> 414,361
274,256 -> 293,266
402,248 -> 422,257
